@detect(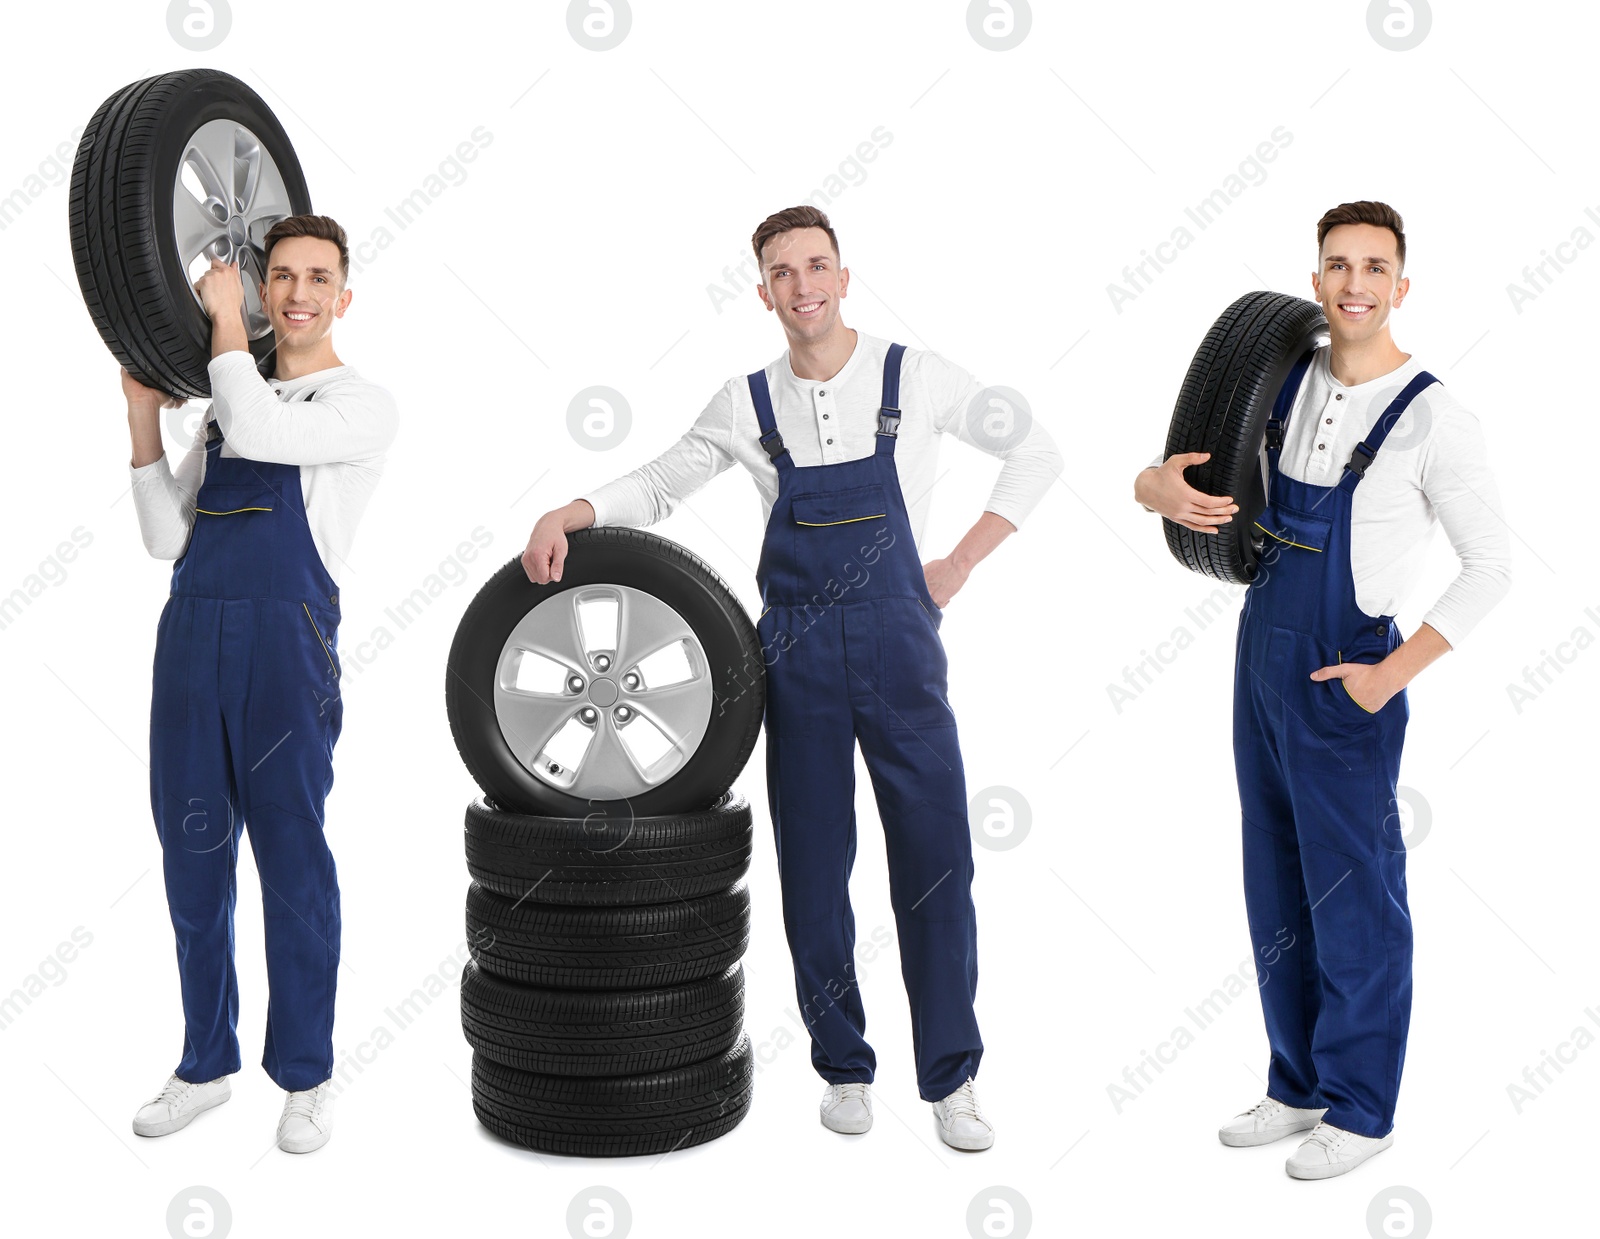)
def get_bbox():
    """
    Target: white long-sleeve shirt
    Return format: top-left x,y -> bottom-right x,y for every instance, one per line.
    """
583,331 -> 1063,554
129,350 -> 398,586
1147,346 -> 1511,647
